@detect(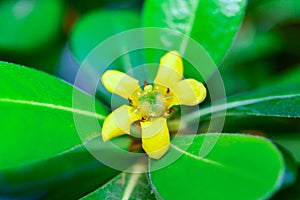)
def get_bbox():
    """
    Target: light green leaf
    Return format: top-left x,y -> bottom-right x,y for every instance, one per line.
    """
81,162 -> 156,200
149,134 -> 286,200
142,0 -> 247,64
0,61 -> 108,170
70,10 -> 140,64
